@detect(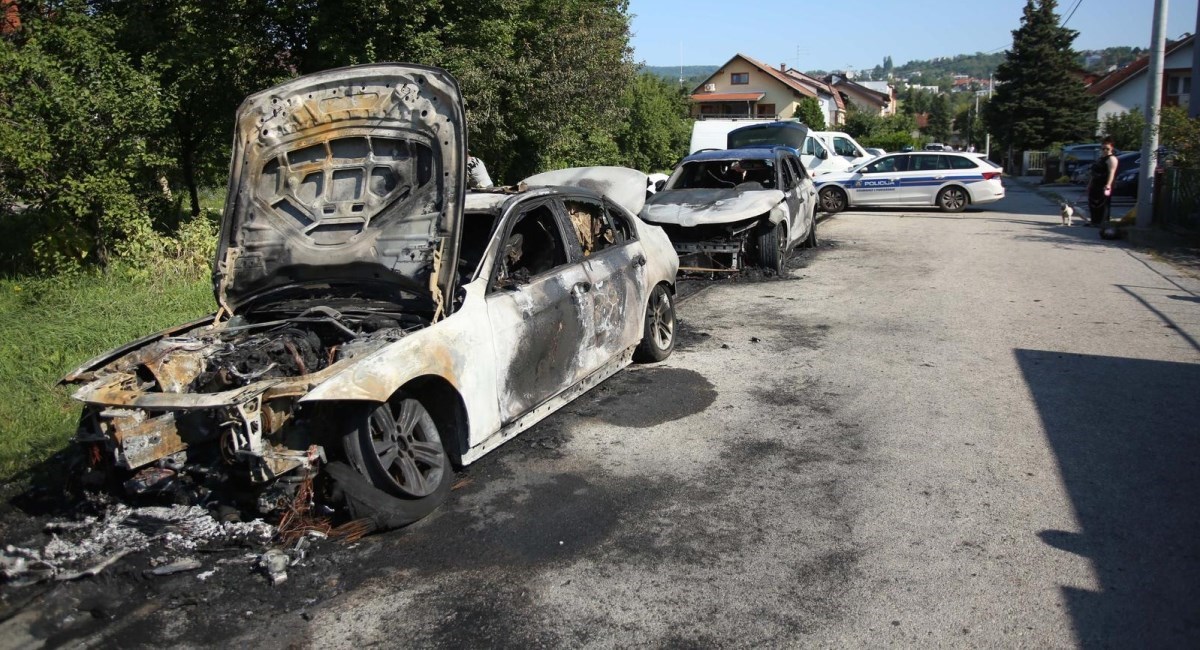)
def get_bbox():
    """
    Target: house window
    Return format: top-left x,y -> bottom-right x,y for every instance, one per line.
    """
1166,75 -> 1191,106
756,103 -> 775,117
731,72 -> 749,85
